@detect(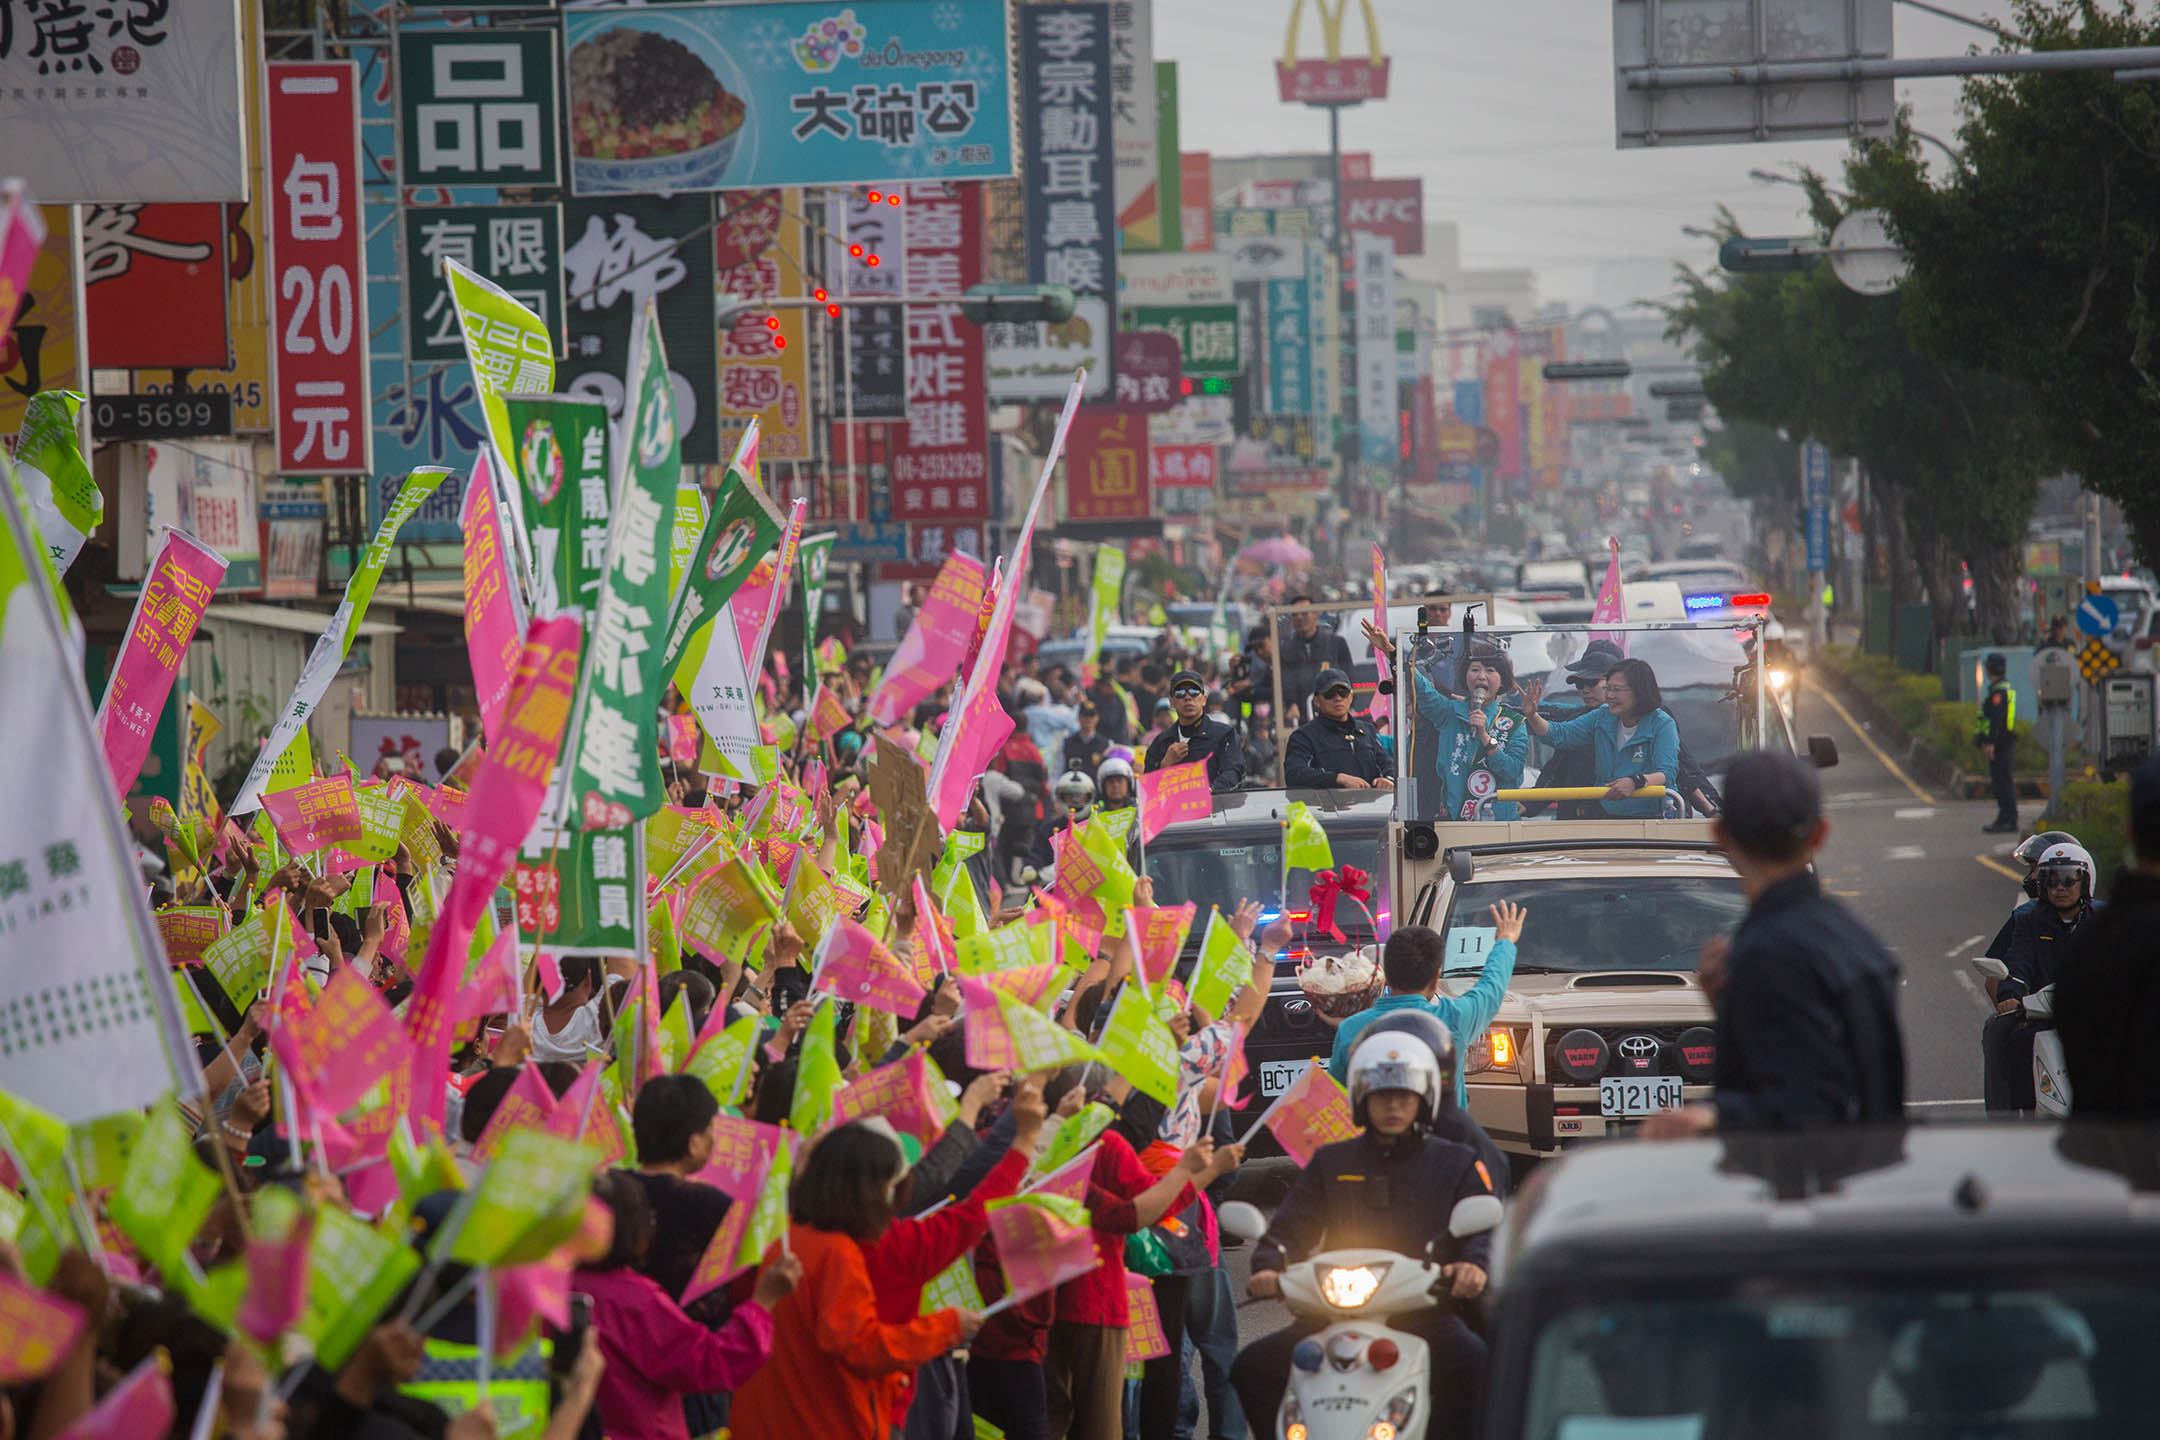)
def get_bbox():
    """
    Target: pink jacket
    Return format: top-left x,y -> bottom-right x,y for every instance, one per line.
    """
570,1266 -> 775,1440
